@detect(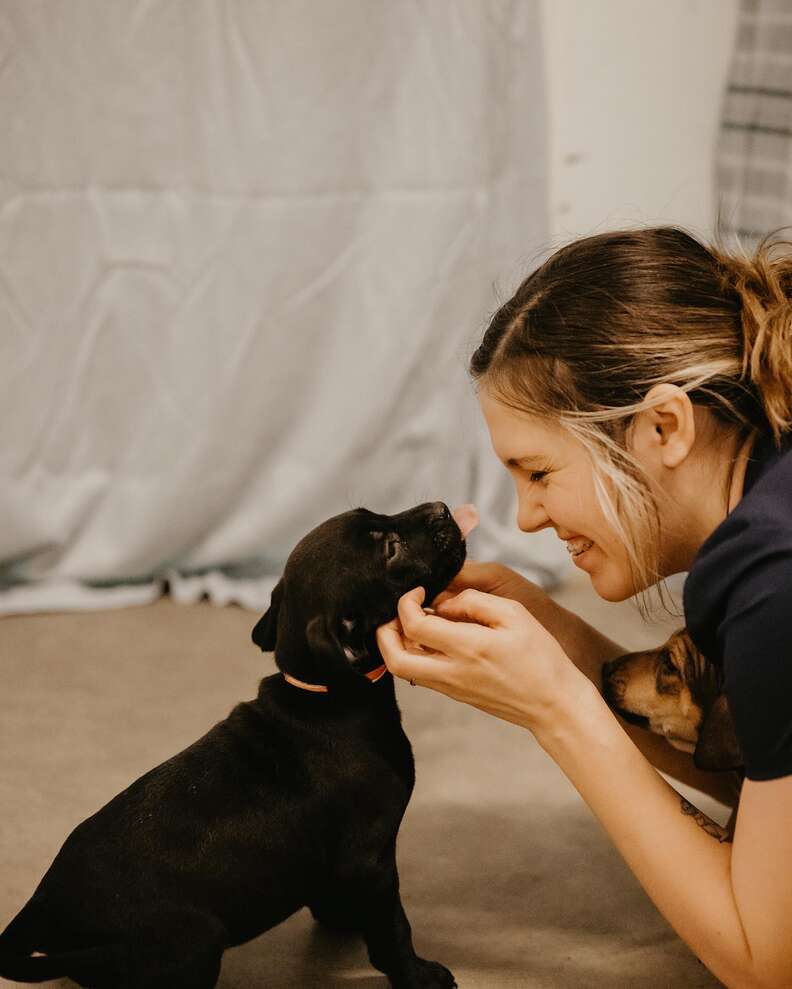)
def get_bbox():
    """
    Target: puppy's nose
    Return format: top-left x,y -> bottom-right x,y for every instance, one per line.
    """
601,658 -> 624,702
